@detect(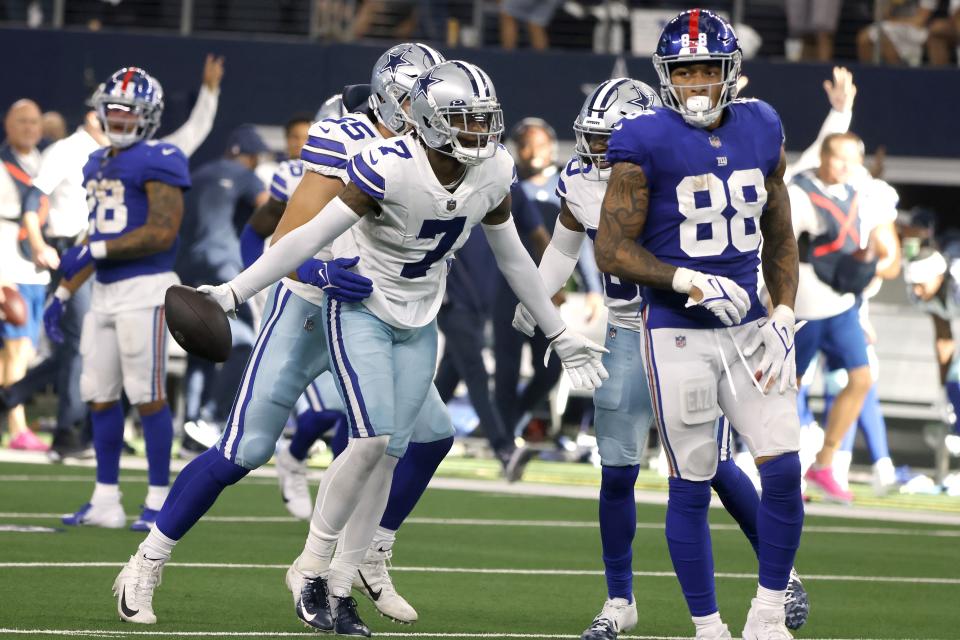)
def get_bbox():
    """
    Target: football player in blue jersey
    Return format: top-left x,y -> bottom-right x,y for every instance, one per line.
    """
44,68 -> 191,532
594,10 -> 803,640
113,44 -> 464,630
514,78 -> 807,639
